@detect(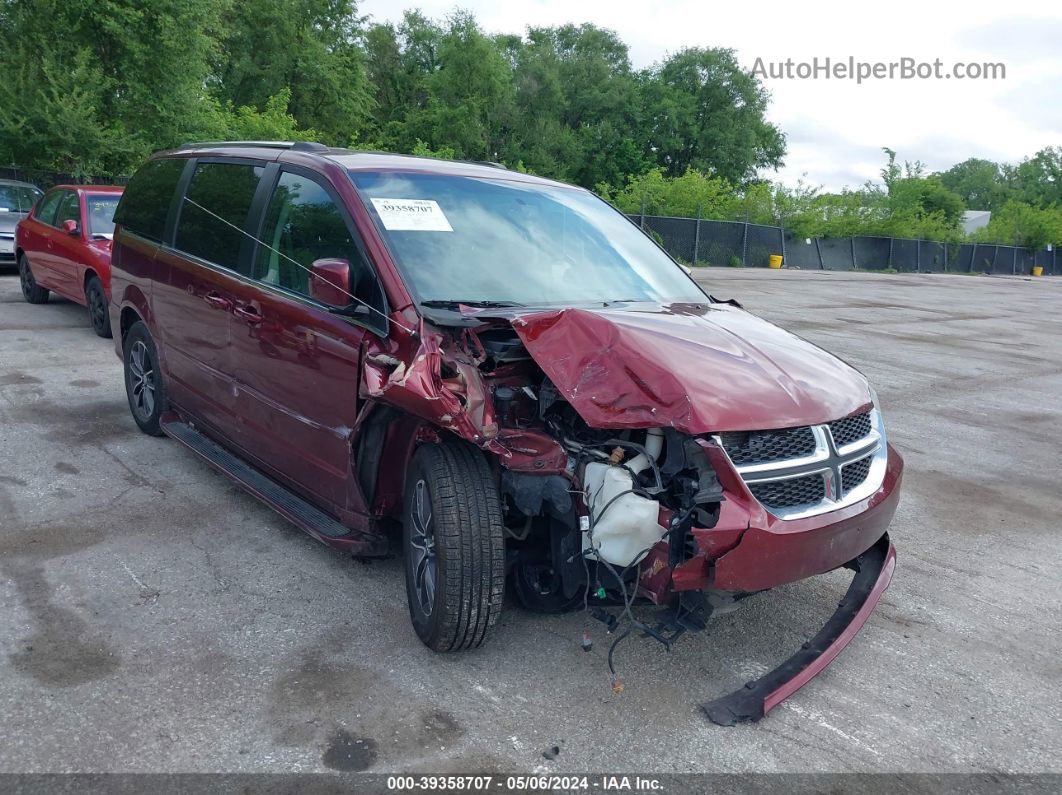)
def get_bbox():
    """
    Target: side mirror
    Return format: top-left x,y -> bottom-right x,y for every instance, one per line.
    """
62,219 -> 79,236
309,258 -> 351,306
